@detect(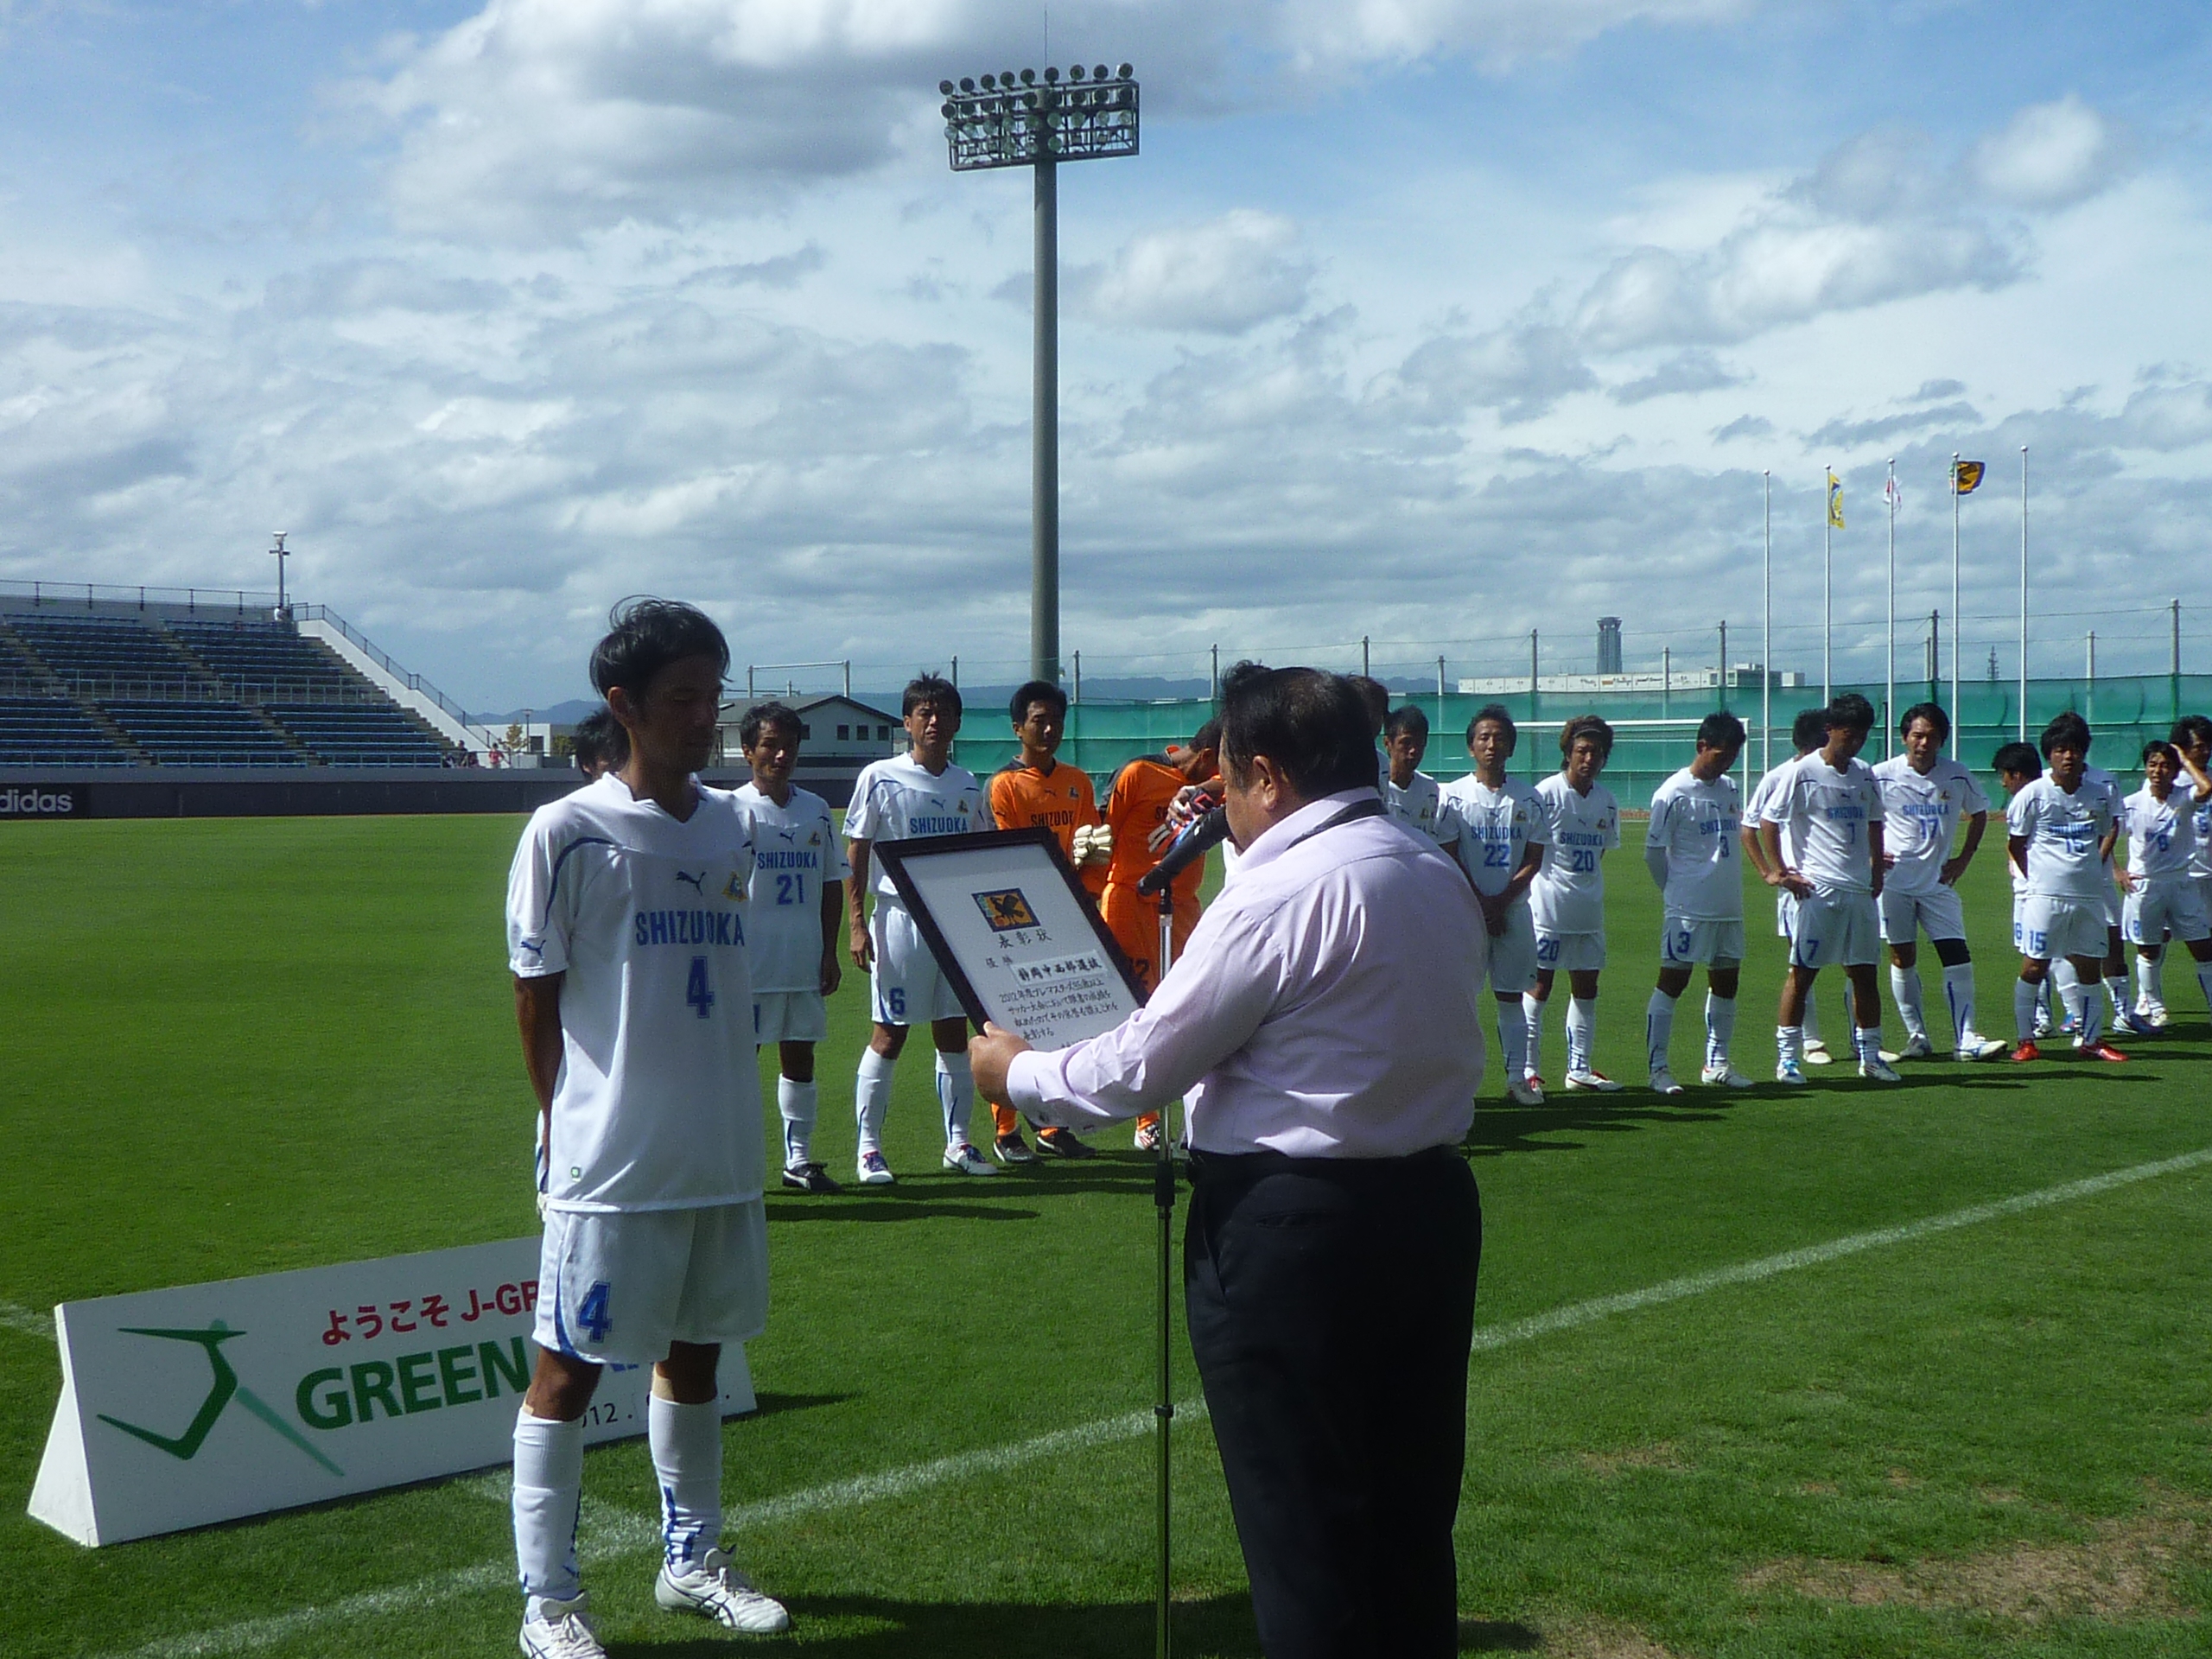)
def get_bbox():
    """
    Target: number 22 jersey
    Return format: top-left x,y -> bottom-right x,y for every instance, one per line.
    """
505,773 -> 763,1213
